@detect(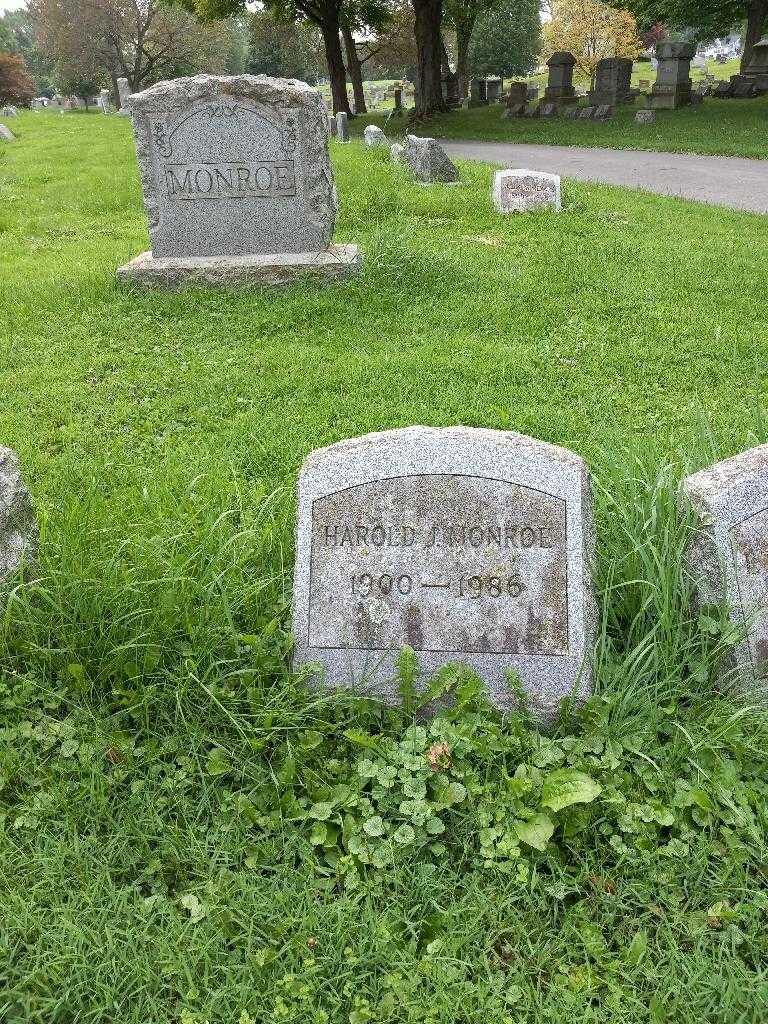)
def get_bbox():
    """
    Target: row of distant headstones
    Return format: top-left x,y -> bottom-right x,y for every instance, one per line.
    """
2,429 -> 766,717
